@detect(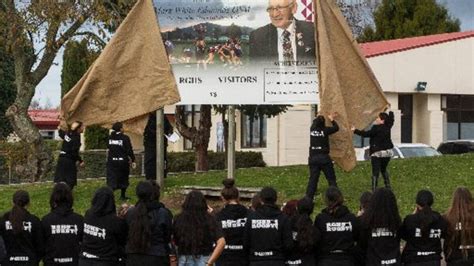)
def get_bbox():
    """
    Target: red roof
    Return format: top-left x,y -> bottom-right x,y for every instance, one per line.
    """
360,31 -> 474,58
28,109 -> 60,128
